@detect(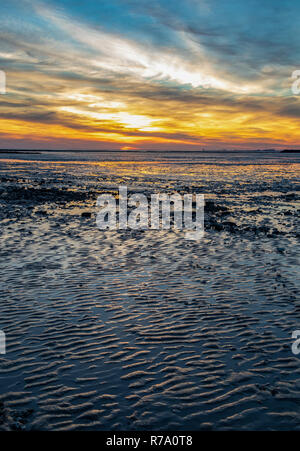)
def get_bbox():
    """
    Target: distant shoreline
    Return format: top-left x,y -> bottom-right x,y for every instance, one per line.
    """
0,148 -> 287,154
0,150 -> 42,154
